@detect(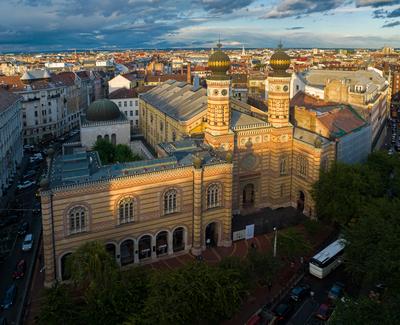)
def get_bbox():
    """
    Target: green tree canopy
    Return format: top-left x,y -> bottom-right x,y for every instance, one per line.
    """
93,139 -> 141,164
